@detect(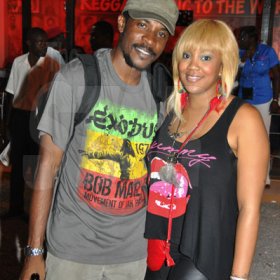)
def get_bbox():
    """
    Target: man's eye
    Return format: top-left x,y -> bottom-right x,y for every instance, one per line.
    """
158,31 -> 168,39
138,22 -> 147,29
182,52 -> 191,59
